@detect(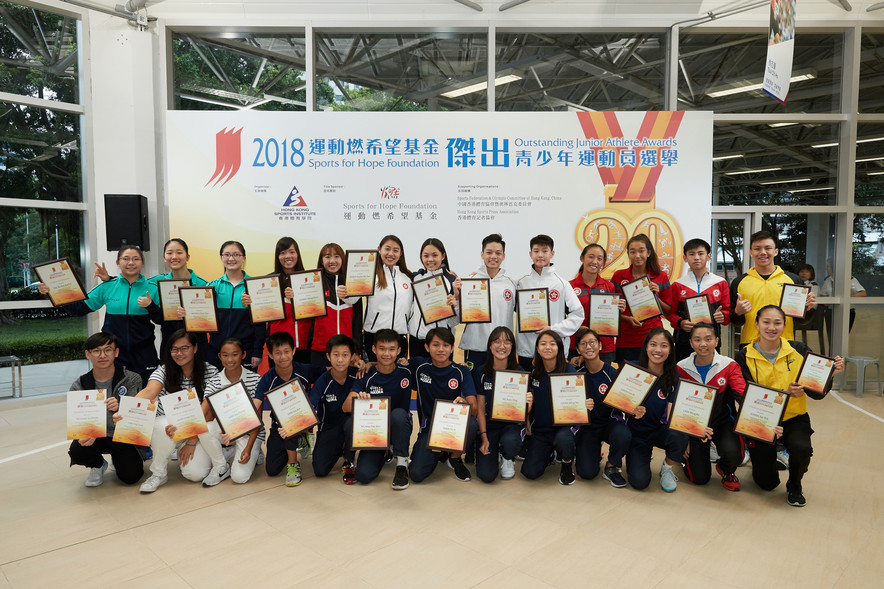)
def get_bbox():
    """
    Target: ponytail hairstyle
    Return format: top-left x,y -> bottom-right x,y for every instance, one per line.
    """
273,237 -> 305,275
530,331 -> 567,382
638,327 -> 676,397
627,234 -> 661,276
163,329 -> 209,400
375,234 -> 412,289
163,238 -> 189,255
420,237 -> 452,274
576,243 -> 607,278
